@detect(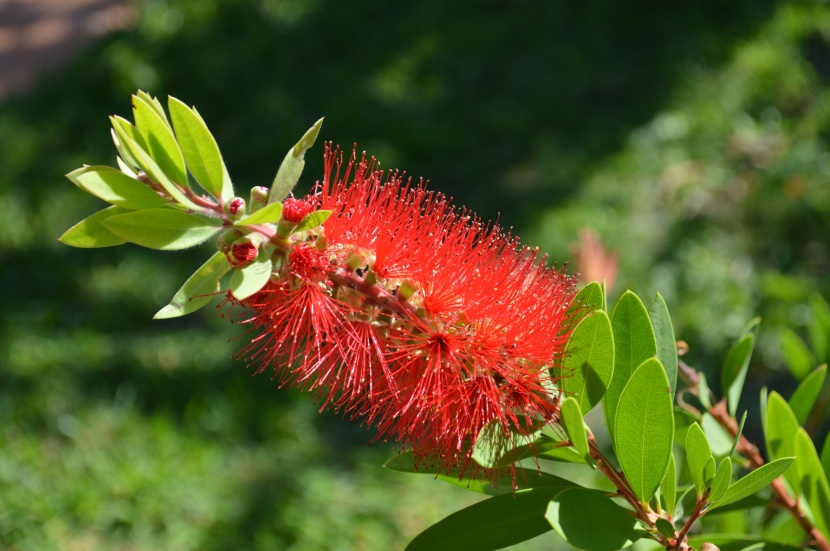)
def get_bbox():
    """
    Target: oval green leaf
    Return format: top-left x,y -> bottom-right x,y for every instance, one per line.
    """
154,252 -> 230,319
722,333 -> 756,417
545,488 -> 641,551
794,428 -> 830,538
560,397 -> 592,465
293,210 -> 333,233
132,94 -> 187,186
780,327 -> 816,380
686,422 -> 714,496
269,117 -> 324,203
168,96 -> 234,201
229,252 -> 273,300
568,282 -> 604,316
59,205 -> 128,248
68,166 -> 170,210
405,487 -> 564,551
649,293 -> 678,397
709,457 -> 733,503
765,391 -> 800,494
103,208 -> 222,250
712,457 -> 794,509
239,201 -> 283,225
604,291 -> 657,440
661,452 -> 677,514
789,364 -> 827,425
614,357 -> 674,503
558,310 -> 614,414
